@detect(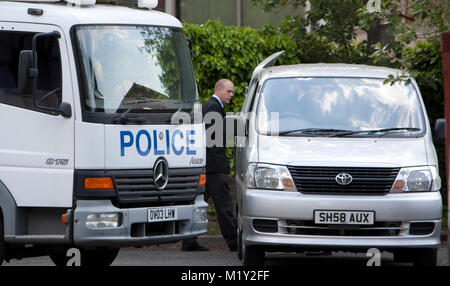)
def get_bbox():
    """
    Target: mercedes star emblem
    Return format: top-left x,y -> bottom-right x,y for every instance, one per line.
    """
153,158 -> 169,190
